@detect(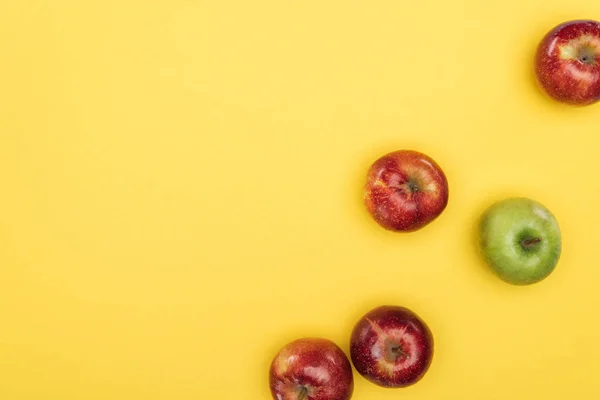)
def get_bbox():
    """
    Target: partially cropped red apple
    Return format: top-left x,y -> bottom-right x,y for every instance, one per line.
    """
350,306 -> 433,388
269,338 -> 353,400
364,150 -> 448,232
535,19 -> 600,105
